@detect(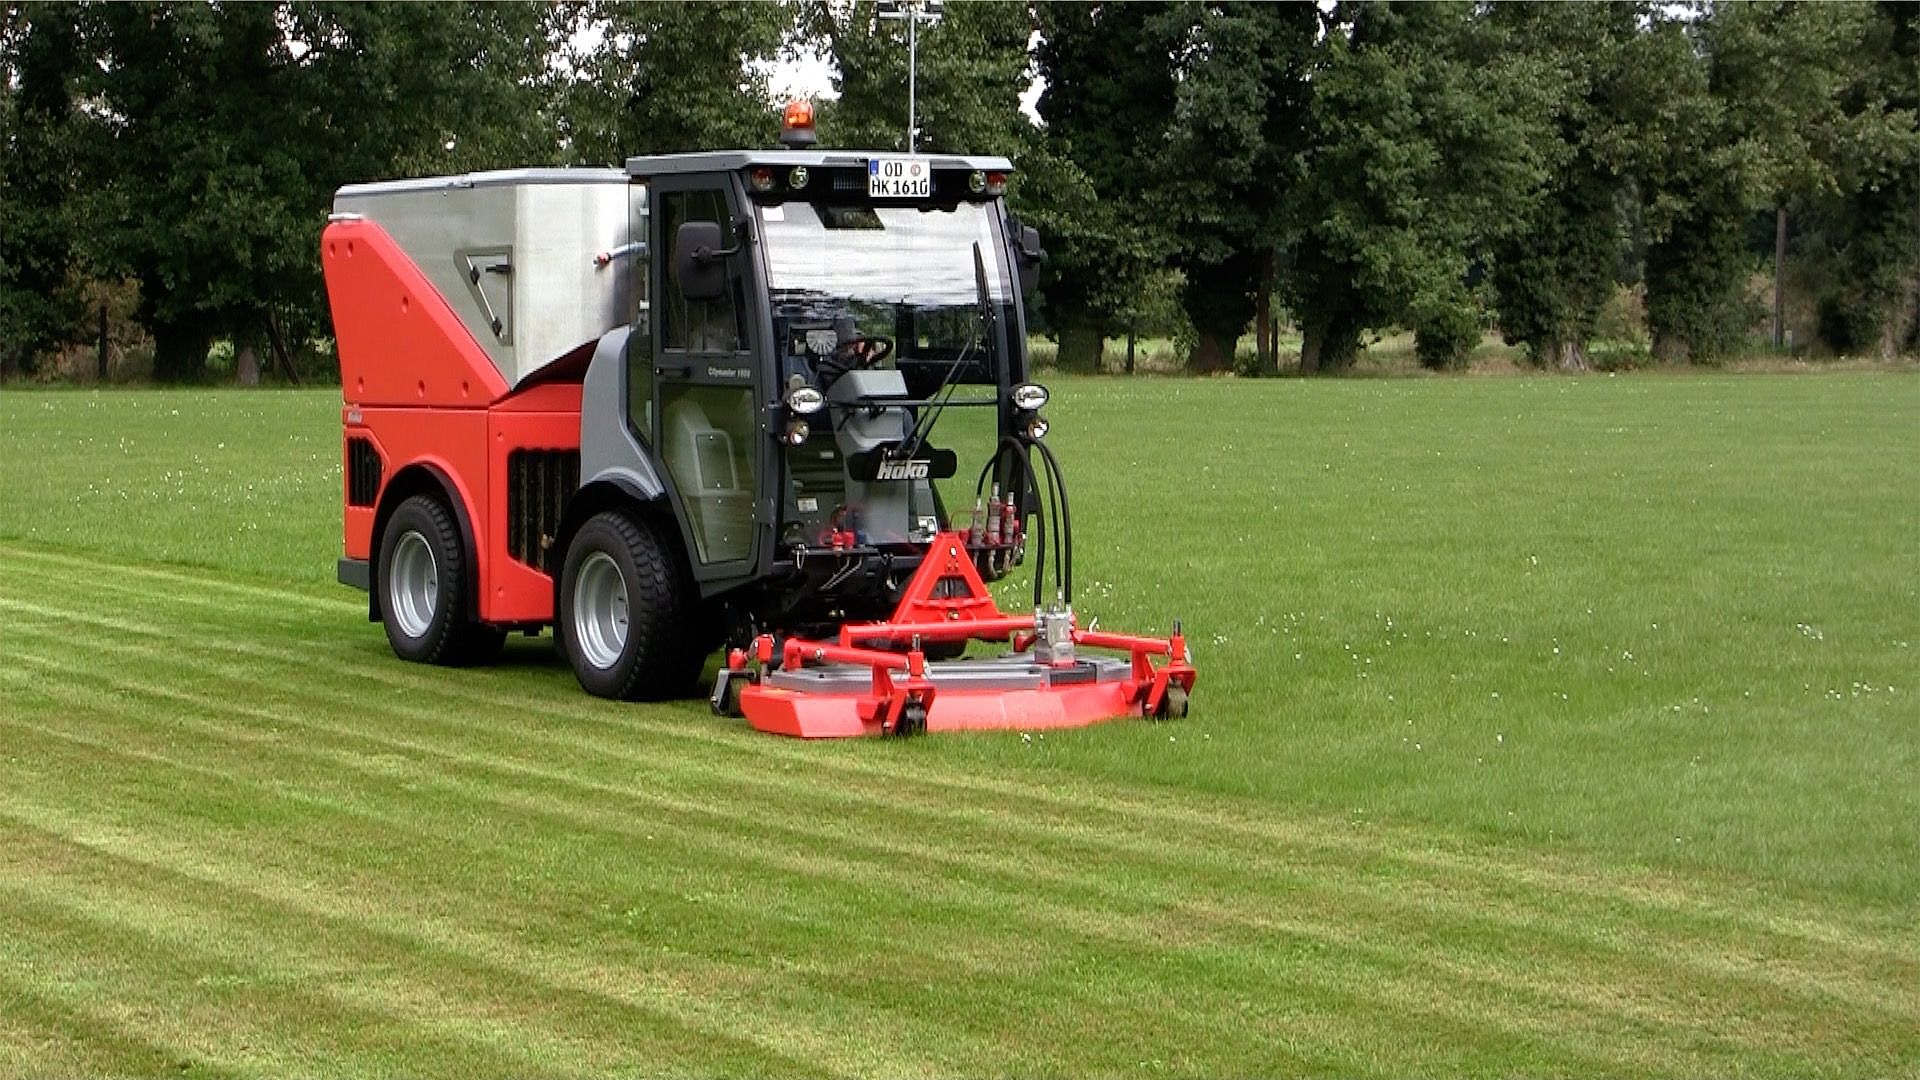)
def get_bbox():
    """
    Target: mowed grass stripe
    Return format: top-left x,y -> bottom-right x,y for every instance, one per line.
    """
5,555 -> 1915,979
0,696 -> 1727,1080
0,676 -> 1394,1078
0,679 -> 1040,1080
0,973 -> 248,1080
9,564 -> 1918,1012
0,818 -> 840,1080
17,602 -> 1920,1040
0,541 -> 357,613
6,638 -> 1913,1073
